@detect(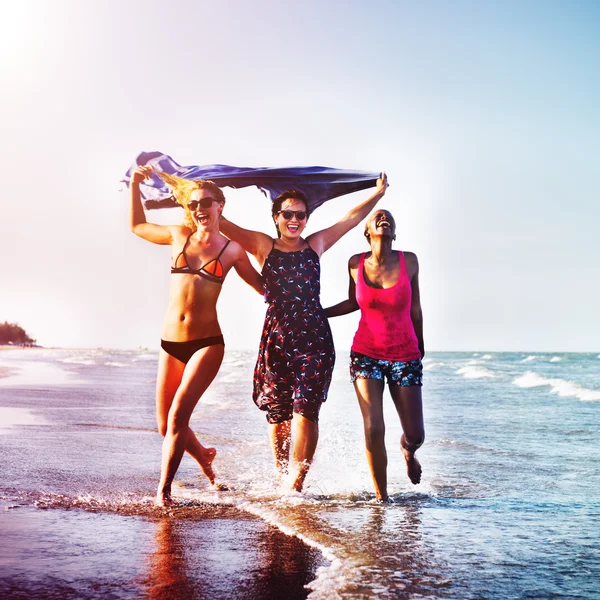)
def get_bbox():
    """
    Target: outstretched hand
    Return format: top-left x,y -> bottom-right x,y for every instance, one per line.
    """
376,171 -> 388,195
131,165 -> 154,184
